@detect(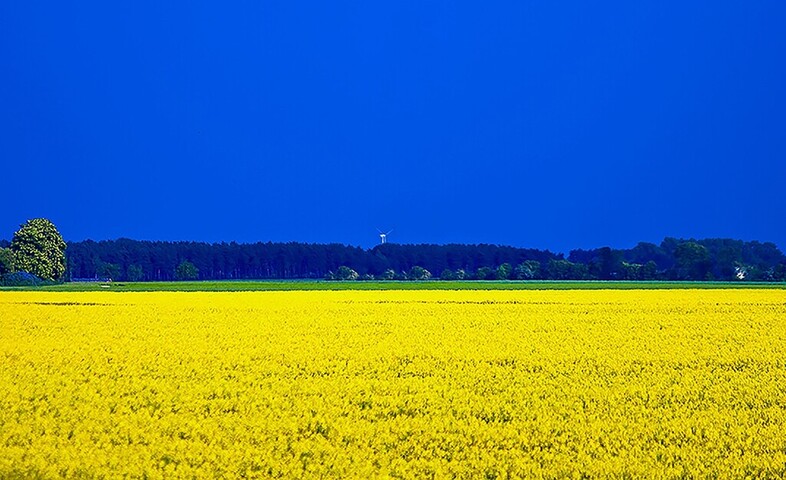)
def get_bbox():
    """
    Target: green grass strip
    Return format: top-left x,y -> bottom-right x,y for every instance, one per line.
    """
2,280 -> 784,292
